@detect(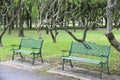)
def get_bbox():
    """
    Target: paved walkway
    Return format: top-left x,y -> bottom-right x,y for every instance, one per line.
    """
1,59 -> 120,80
0,63 -> 66,80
